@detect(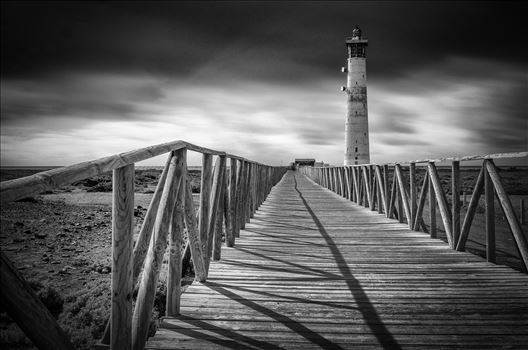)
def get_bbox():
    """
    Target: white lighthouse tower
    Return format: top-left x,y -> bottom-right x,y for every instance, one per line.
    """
343,25 -> 369,165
